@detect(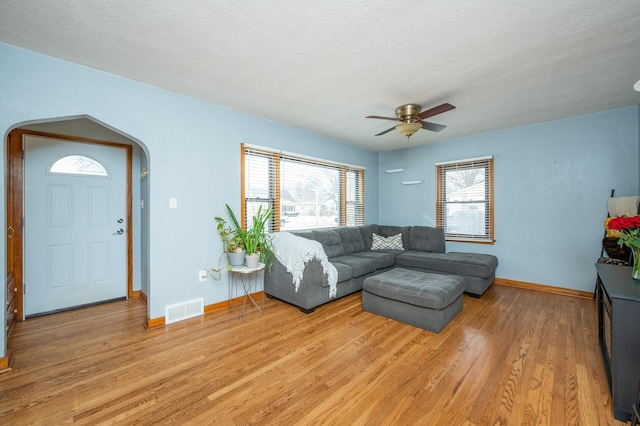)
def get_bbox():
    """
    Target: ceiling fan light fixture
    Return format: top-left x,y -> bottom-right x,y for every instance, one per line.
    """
367,102 -> 455,137
395,122 -> 422,137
